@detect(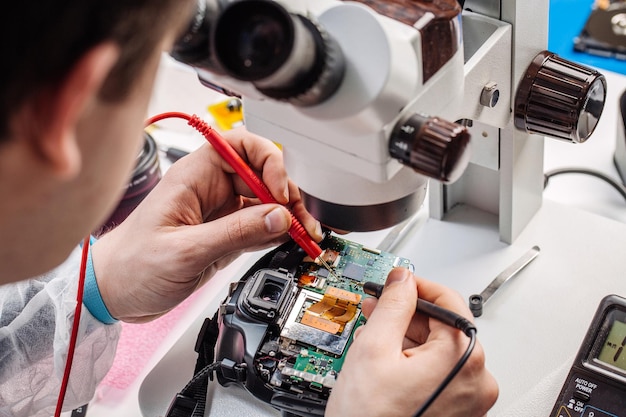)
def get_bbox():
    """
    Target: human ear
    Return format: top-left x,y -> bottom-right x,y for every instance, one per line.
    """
21,43 -> 120,179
